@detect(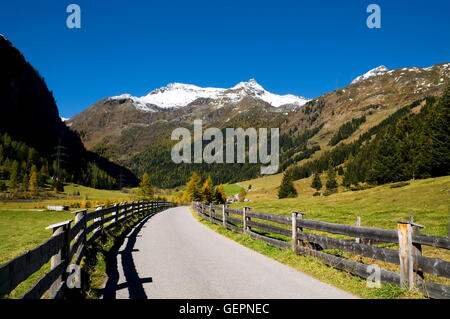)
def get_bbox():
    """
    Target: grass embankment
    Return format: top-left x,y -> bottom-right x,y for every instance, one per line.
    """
191,208 -> 422,299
